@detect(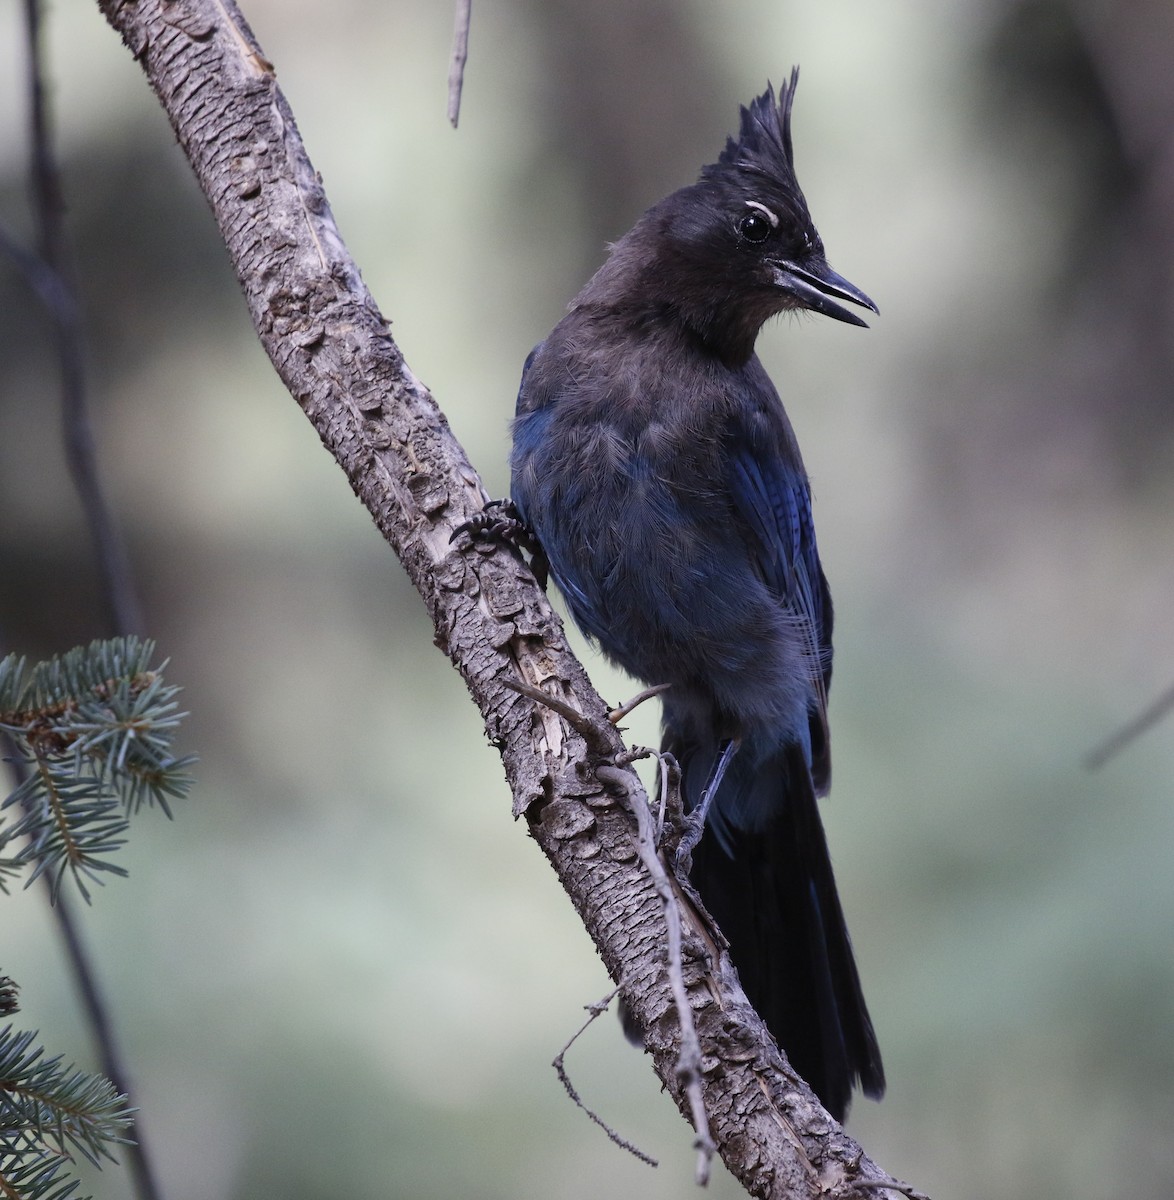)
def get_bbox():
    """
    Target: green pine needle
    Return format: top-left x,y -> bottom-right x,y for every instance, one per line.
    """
0,636 -> 195,901
0,1024 -> 134,1200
